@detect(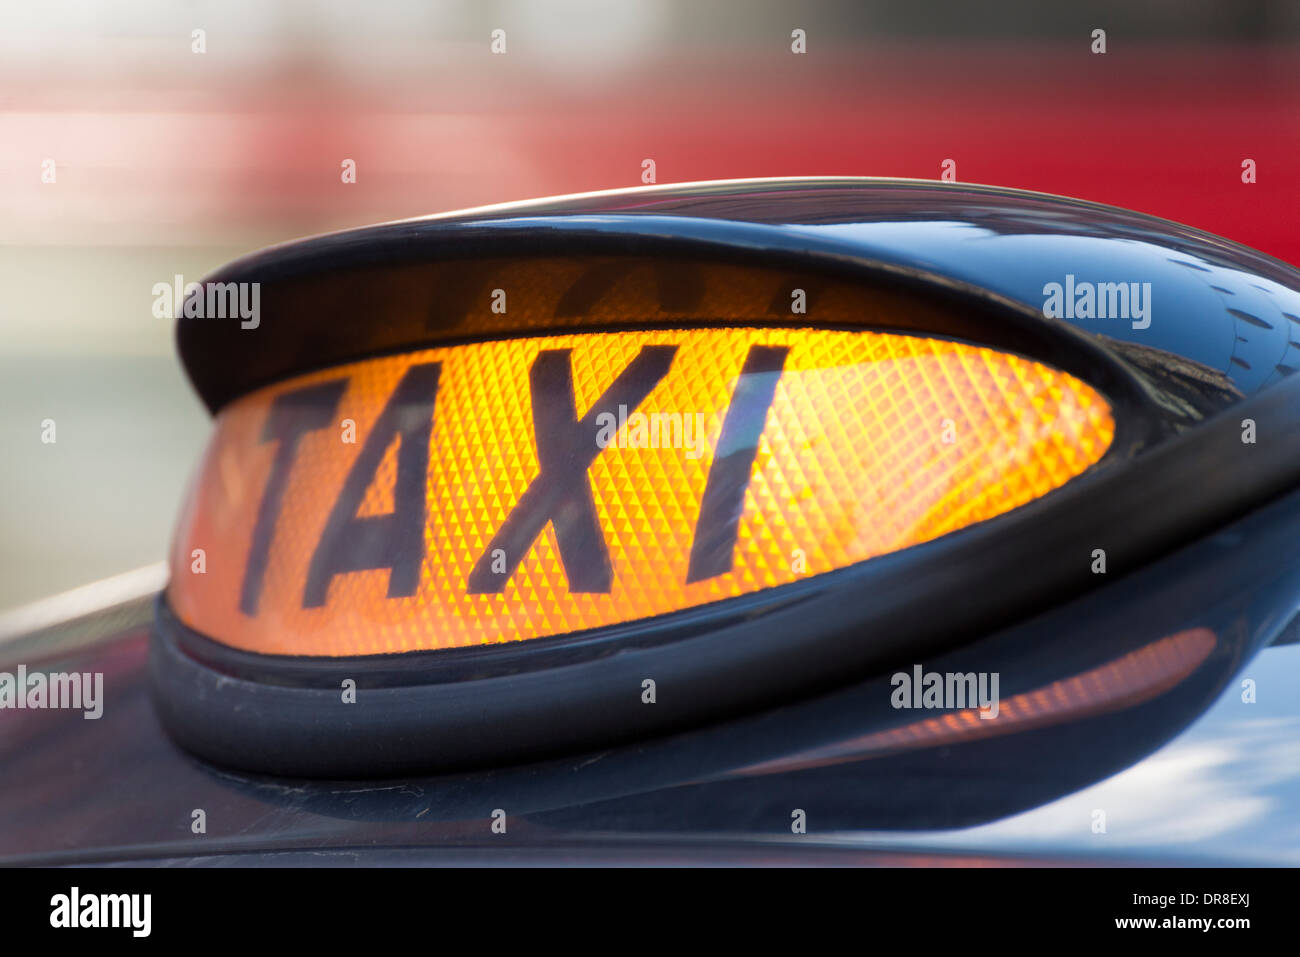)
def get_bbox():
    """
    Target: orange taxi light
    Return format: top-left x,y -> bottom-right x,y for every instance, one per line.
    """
168,327 -> 1114,656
